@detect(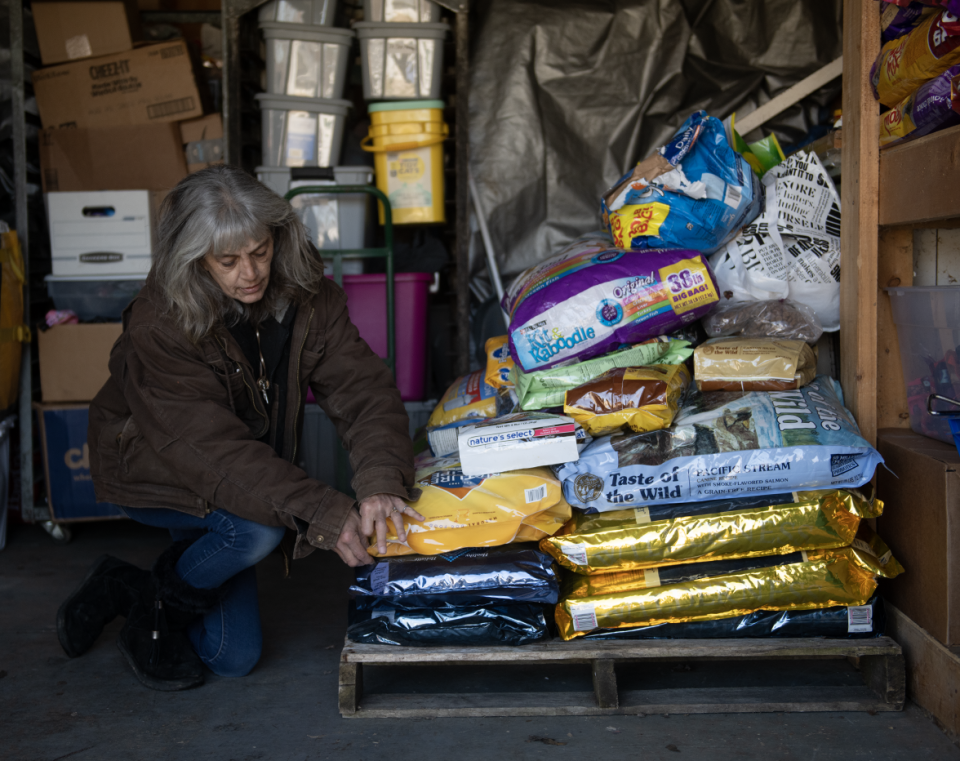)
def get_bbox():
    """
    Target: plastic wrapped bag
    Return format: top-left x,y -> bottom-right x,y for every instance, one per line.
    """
693,337 -> 818,392
540,488 -> 883,575
503,238 -> 719,373
882,1 -> 937,45
709,151 -> 842,331
558,377 -> 885,511
880,63 -> 960,146
600,111 -> 761,254
871,9 -> 960,107
484,335 -> 515,389
427,370 -> 499,429
563,365 -> 691,437
350,545 -> 560,608
702,299 -> 823,344
555,527 -> 904,640
582,594 -> 886,639
347,602 -> 550,646
370,456 -> 572,557
514,339 -> 693,411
